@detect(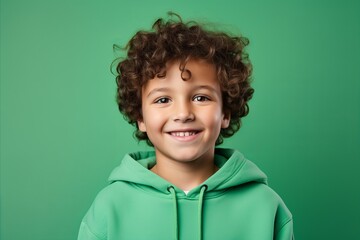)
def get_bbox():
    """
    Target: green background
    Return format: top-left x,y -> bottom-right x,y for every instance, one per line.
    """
1,0 -> 359,239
